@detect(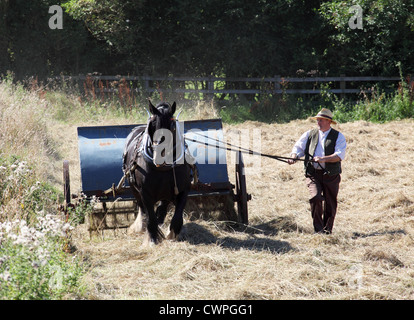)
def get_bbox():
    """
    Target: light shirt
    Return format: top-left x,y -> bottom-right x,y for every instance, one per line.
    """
291,128 -> 347,169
